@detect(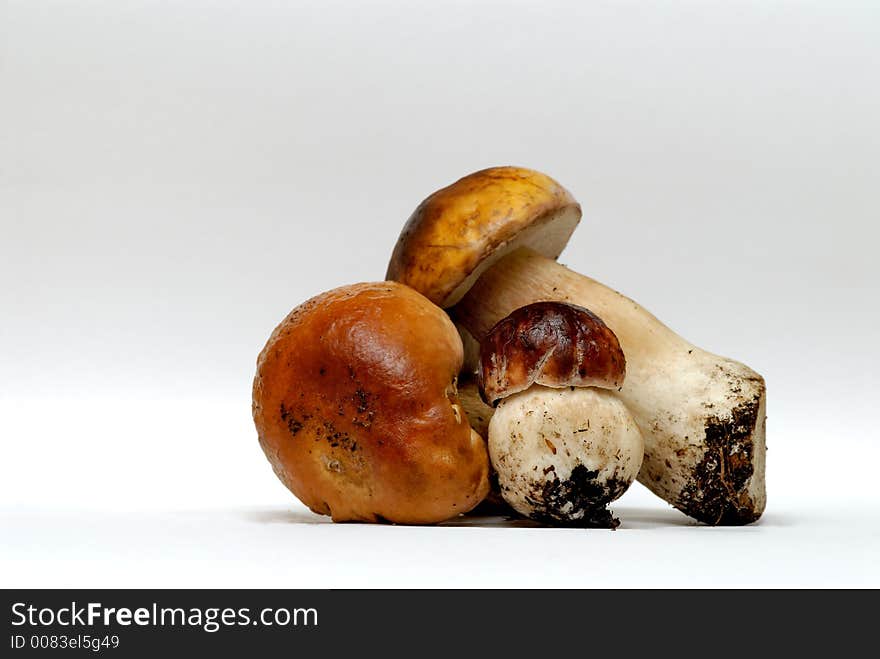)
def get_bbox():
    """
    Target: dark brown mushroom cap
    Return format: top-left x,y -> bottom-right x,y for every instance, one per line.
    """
478,301 -> 626,406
